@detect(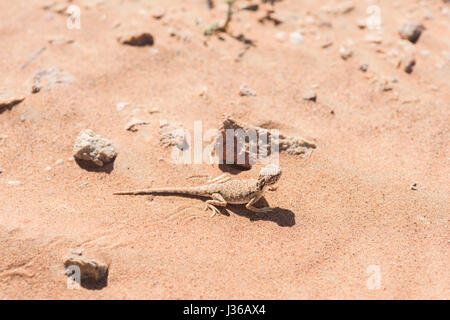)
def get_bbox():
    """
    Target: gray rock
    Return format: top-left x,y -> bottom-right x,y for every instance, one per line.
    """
239,84 -> 256,97
73,129 -> 117,167
63,249 -> 108,283
404,57 -> 416,74
159,120 -> 188,150
214,116 -> 316,168
398,23 -> 425,44
118,32 -> 154,46
32,68 -> 75,93
339,45 -> 353,60
303,91 -> 317,102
